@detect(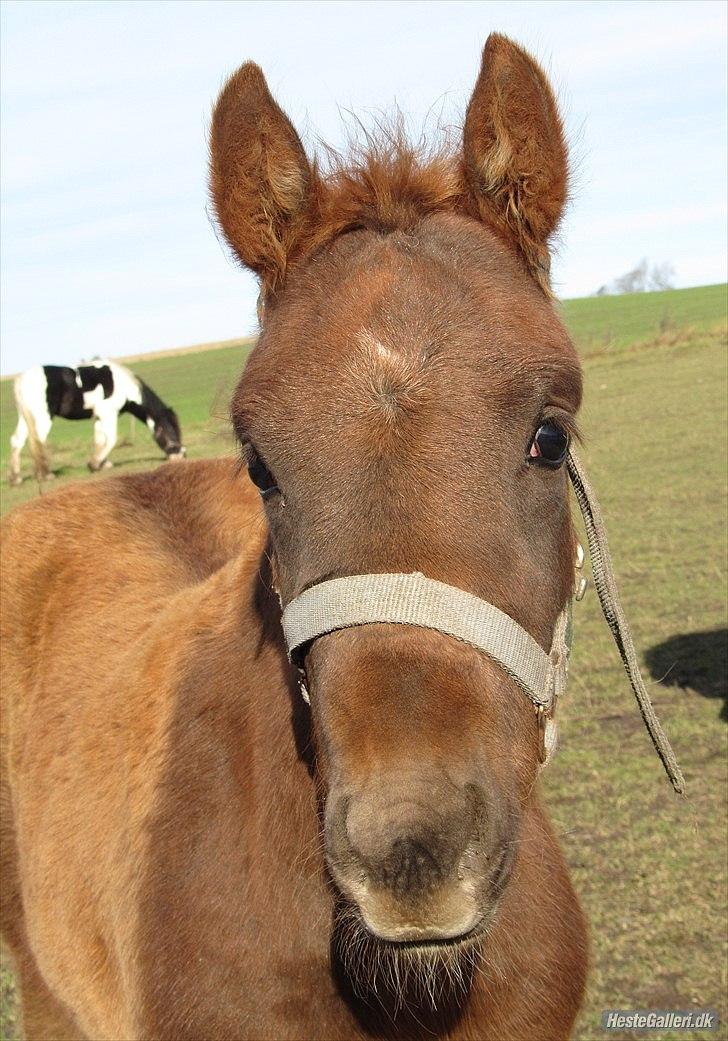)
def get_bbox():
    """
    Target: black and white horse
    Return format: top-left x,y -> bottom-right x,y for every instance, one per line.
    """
9,360 -> 185,485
